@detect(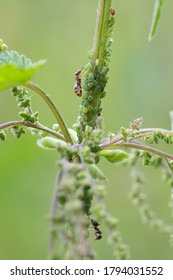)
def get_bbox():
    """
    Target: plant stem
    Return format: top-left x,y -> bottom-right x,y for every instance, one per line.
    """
76,0 -> 114,141
26,81 -> 73,144
92,0 -> 112,66
0,120 -> 65,140
101,140 -> 173,161
100,128 -> 173,146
